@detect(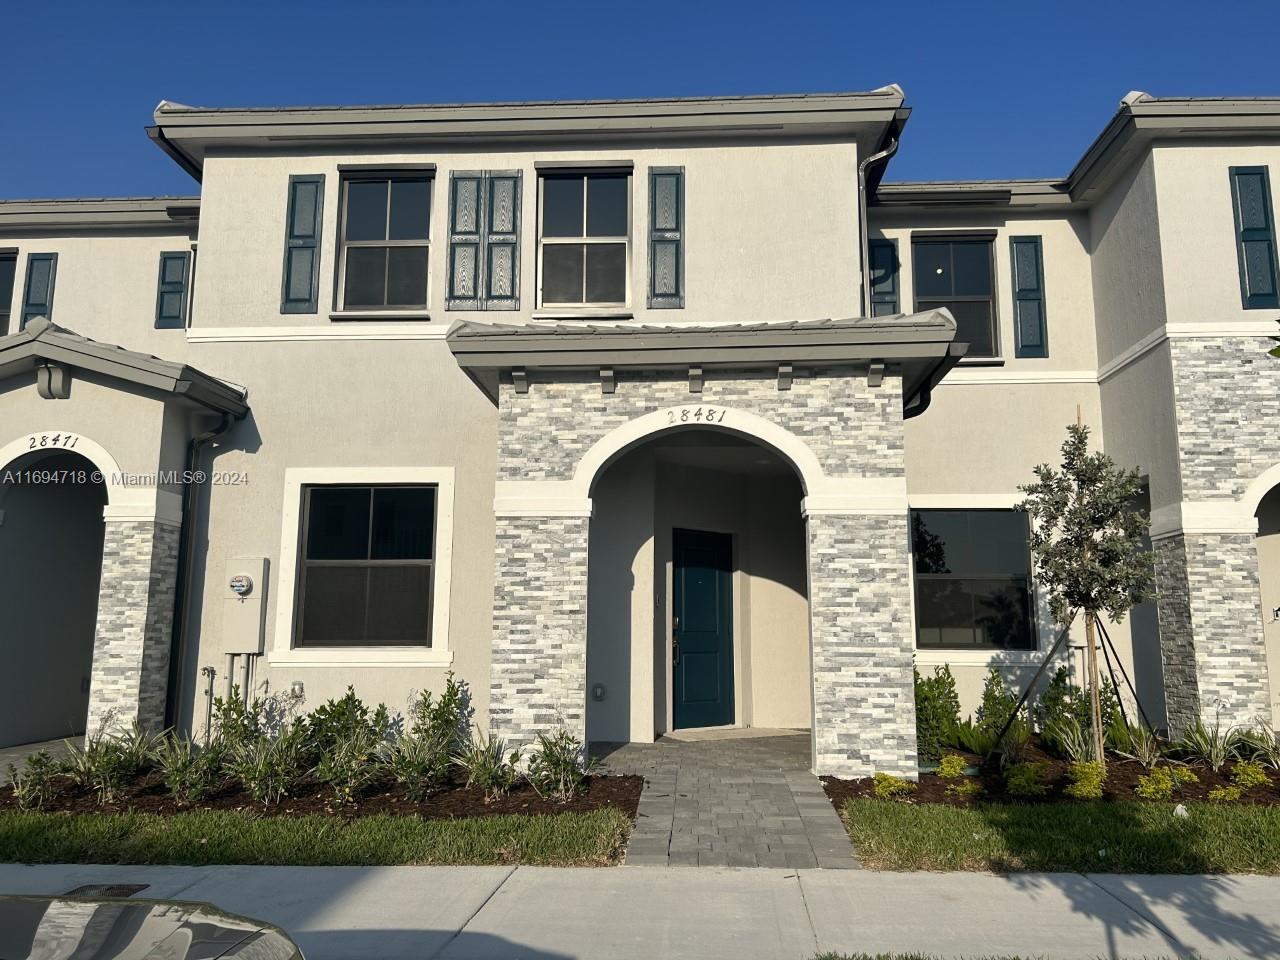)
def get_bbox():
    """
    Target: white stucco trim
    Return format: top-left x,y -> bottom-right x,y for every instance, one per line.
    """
269,466 -> 456,668
914,650 -> 1045,667
187,324 -> 450,342
493,483 -> 592,517
802,477 -> 908,516
908,493 -> 1024,509
1149,499 -> 1261,540
937,370 -> 1097,386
